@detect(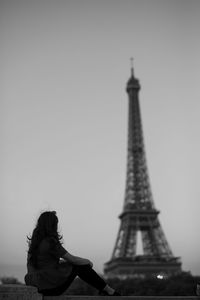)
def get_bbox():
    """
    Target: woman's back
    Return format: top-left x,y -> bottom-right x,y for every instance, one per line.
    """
28,237 -> 67,270
25,236 -> 72,290
36,237 -> 60,269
